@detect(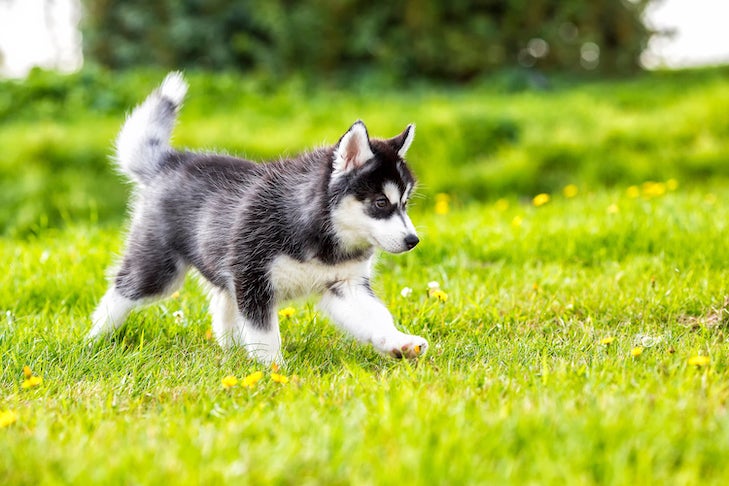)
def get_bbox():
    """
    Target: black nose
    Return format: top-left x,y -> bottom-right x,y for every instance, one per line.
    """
404,234 -> 420,250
